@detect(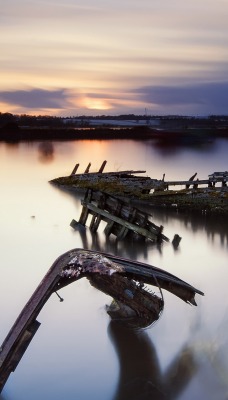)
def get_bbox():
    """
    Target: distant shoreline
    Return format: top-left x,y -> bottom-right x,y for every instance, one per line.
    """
0,126 -> 228,143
